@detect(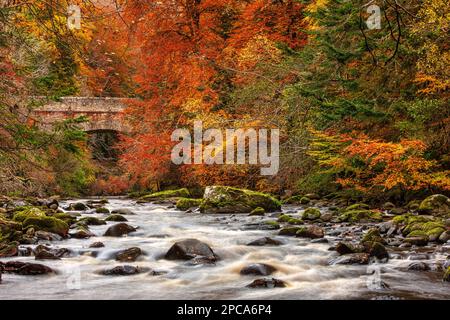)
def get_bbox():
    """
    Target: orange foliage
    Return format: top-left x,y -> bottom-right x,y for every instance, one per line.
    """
336,136 -> 450,191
